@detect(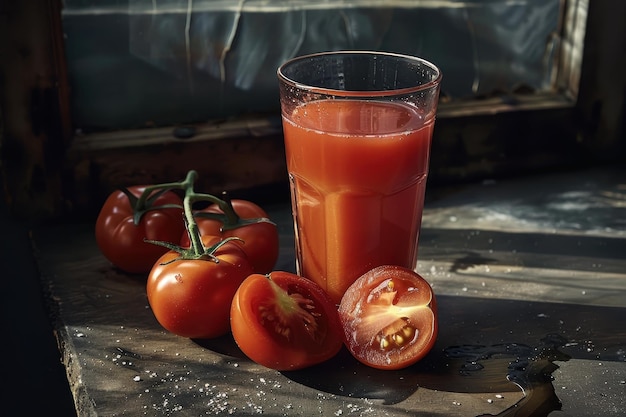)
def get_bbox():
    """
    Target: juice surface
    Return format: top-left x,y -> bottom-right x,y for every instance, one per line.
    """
282,99 -> 434,304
